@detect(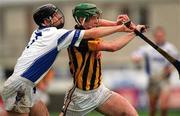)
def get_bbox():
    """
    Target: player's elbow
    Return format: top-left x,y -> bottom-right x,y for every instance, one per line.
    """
100,42 -> 121,52
107,45 -> 119,52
